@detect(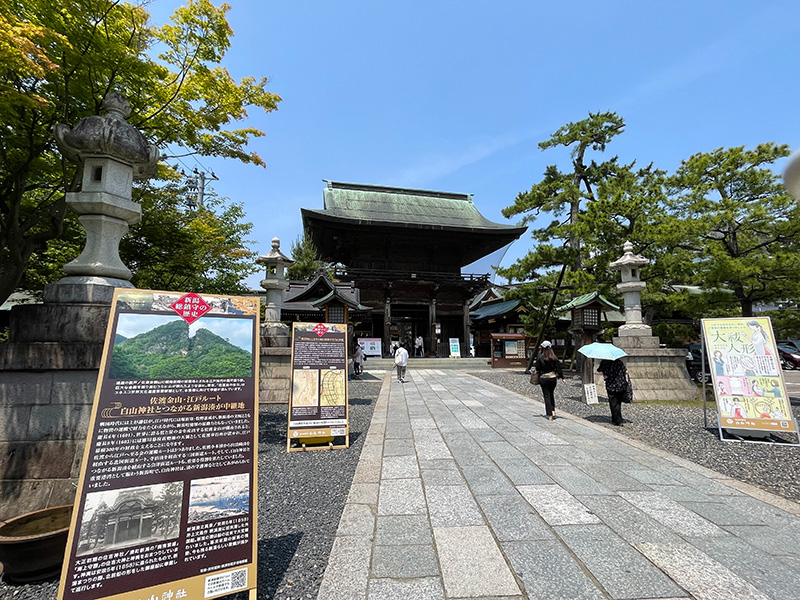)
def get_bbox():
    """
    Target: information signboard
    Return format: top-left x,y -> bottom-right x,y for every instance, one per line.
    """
702,317 -> 797,438
287,323 -> 349,451
58,289 -> 260,600
584,383 -> 599,405
358,337 -> 382,357
449,338 -> 461,359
